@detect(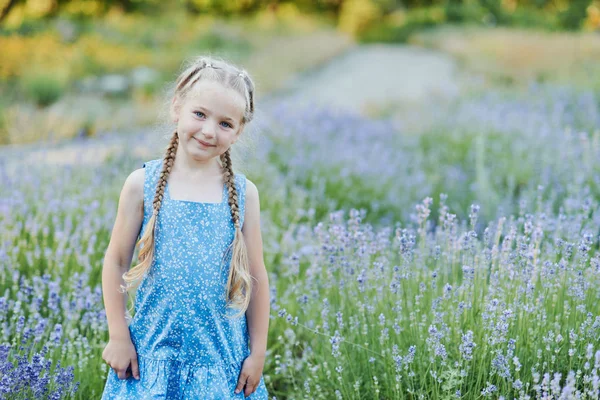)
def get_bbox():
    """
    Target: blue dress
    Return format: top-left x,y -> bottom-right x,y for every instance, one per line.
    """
101,158 -> 269,399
